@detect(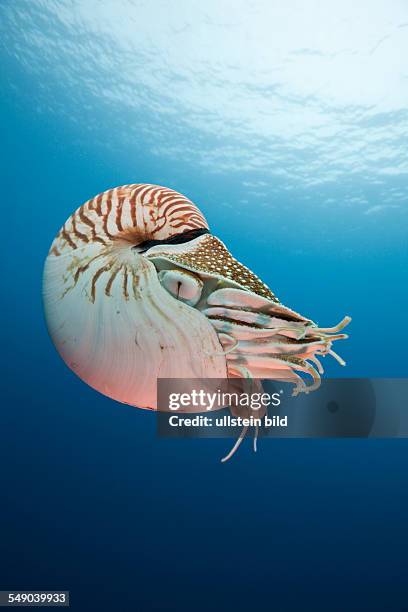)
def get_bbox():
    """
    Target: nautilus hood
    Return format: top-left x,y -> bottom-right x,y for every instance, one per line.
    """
145,232 -> 311,323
